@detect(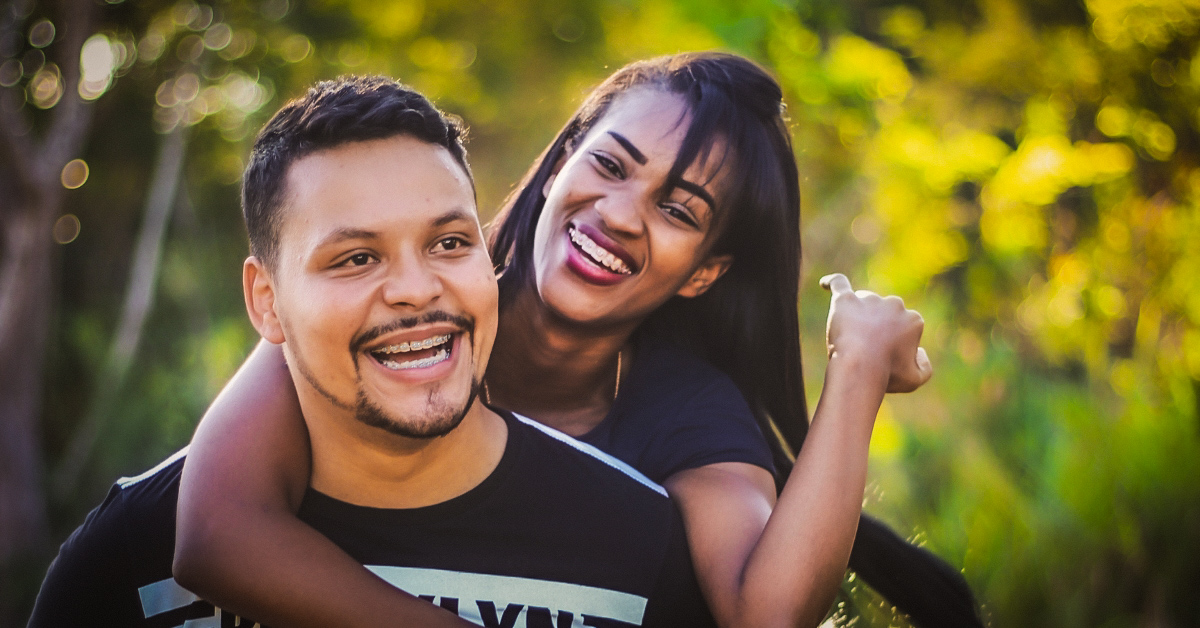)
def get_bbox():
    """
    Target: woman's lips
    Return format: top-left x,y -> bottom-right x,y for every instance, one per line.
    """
564,225 -> 637,286
568,227 -> 632,274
